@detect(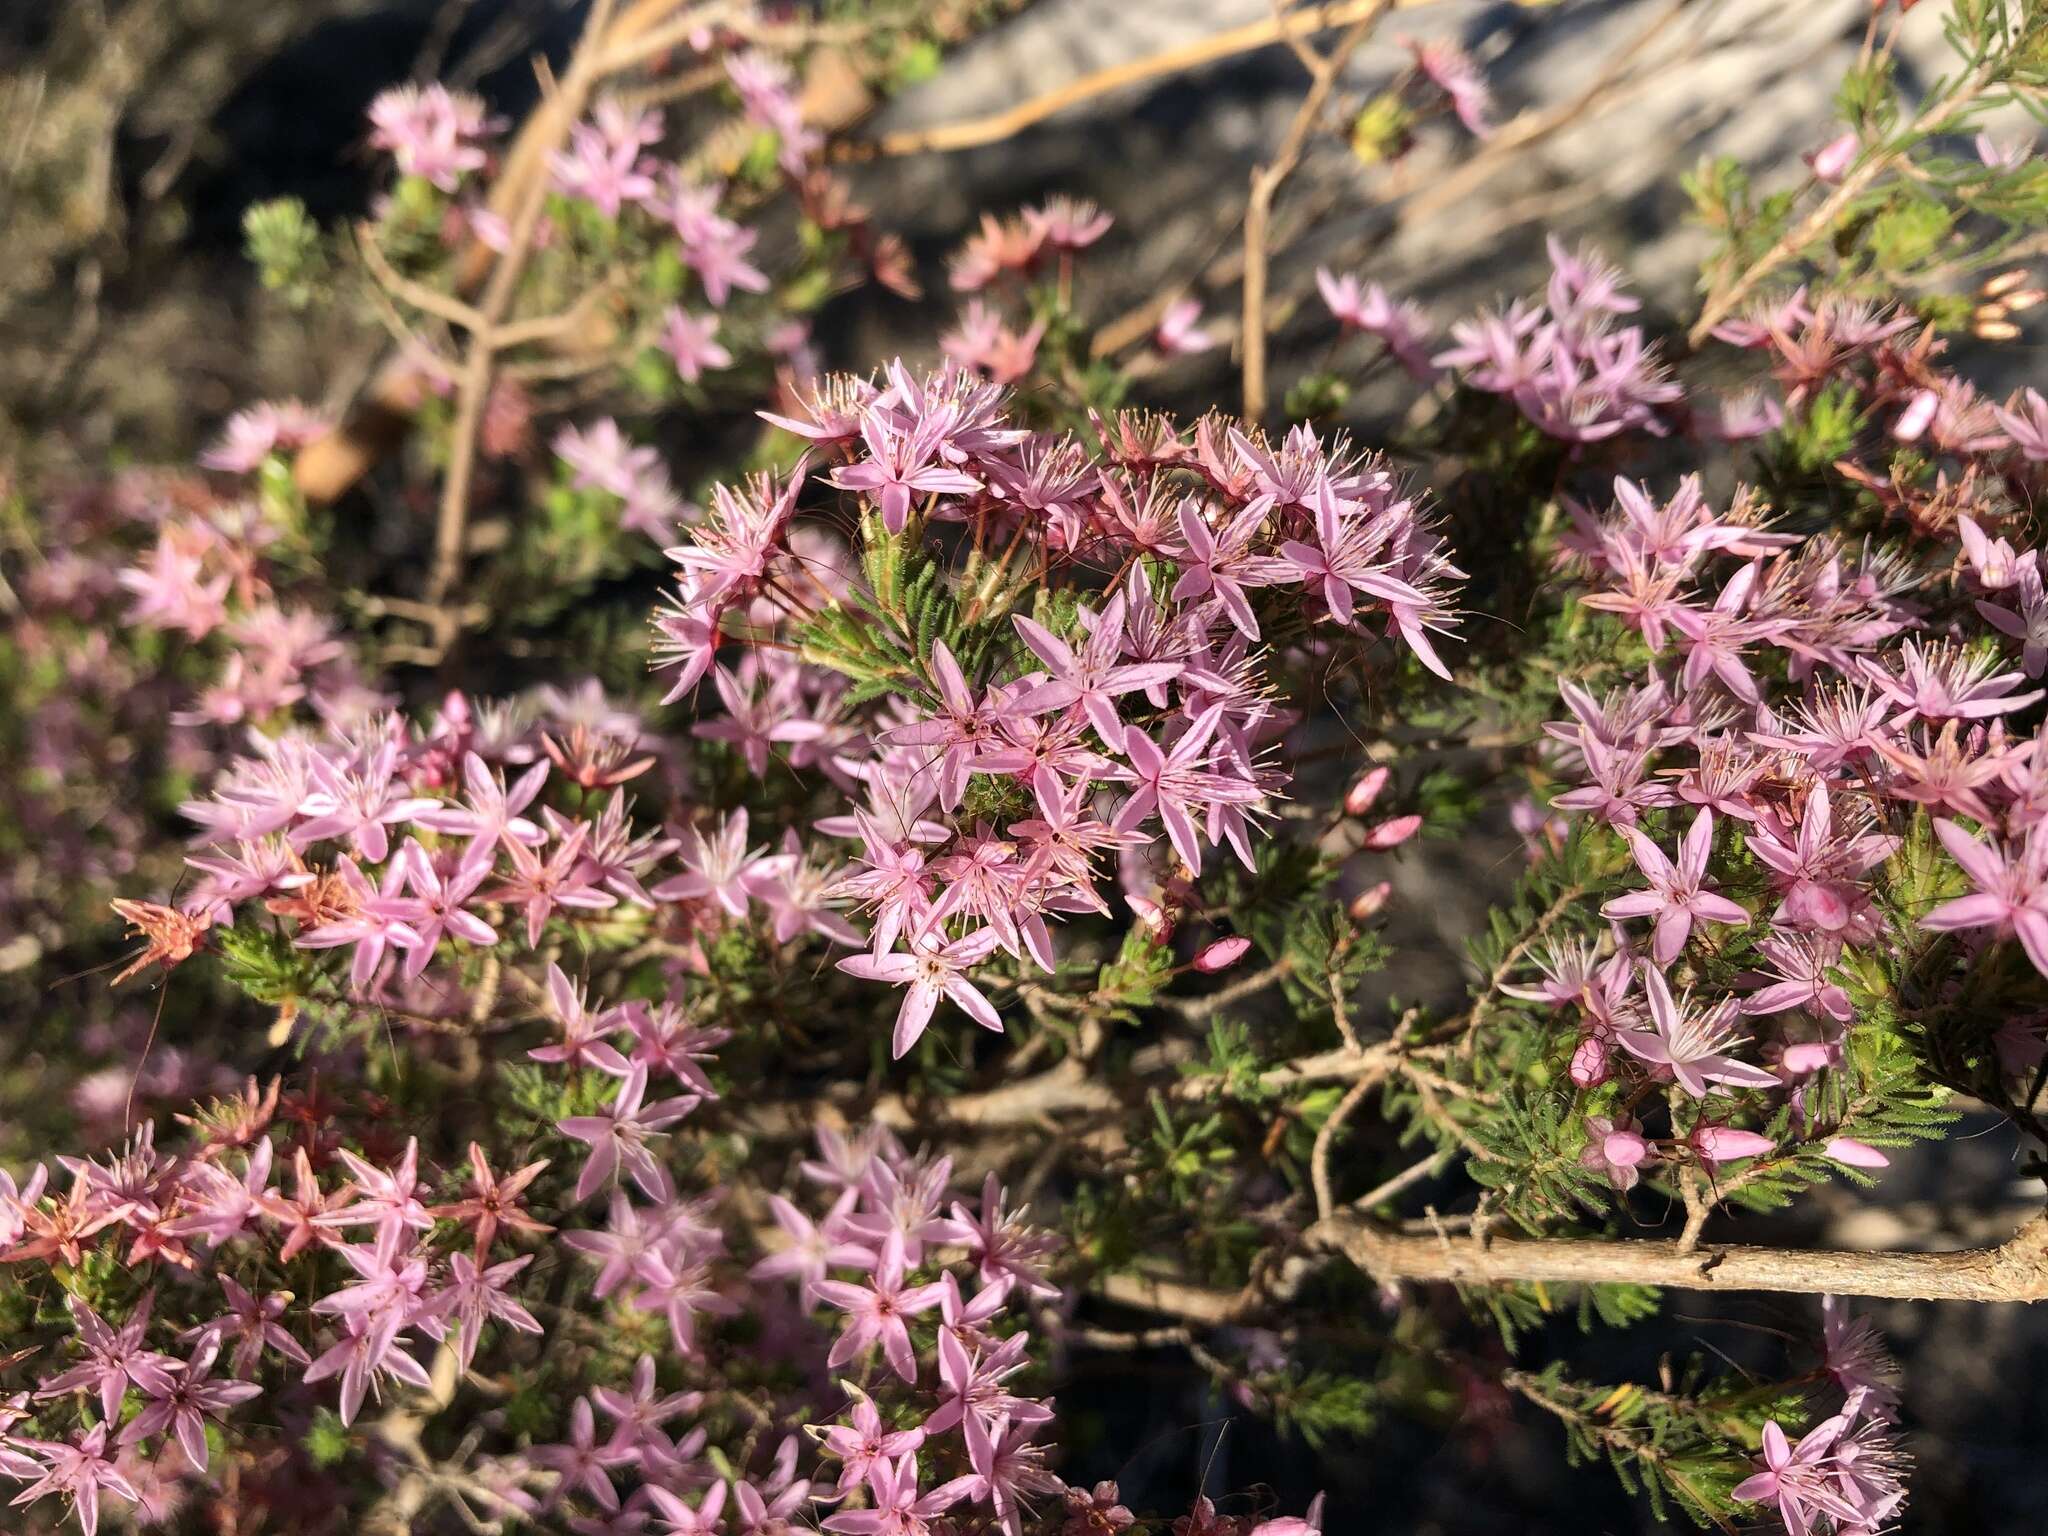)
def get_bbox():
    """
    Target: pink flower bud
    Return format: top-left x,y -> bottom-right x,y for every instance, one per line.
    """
1690,1124 -> 1773,1166
1823,1136 -> 1889,1169
1345,767 -> 1391,816
1193,936 -> 1252,973
1804,130 -> 1859,184
1363,814 -> 1422,850
1569,1033 -> 1612,1088
1892,388 -> 1938,443
1601,1127 -> 1649,1168
1348,881 -> 1393,920
1779,1041 -> 1836,1076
